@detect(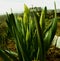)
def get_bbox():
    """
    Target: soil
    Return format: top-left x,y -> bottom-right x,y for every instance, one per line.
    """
46,46 -> 60,61
56,22 -> 60,36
